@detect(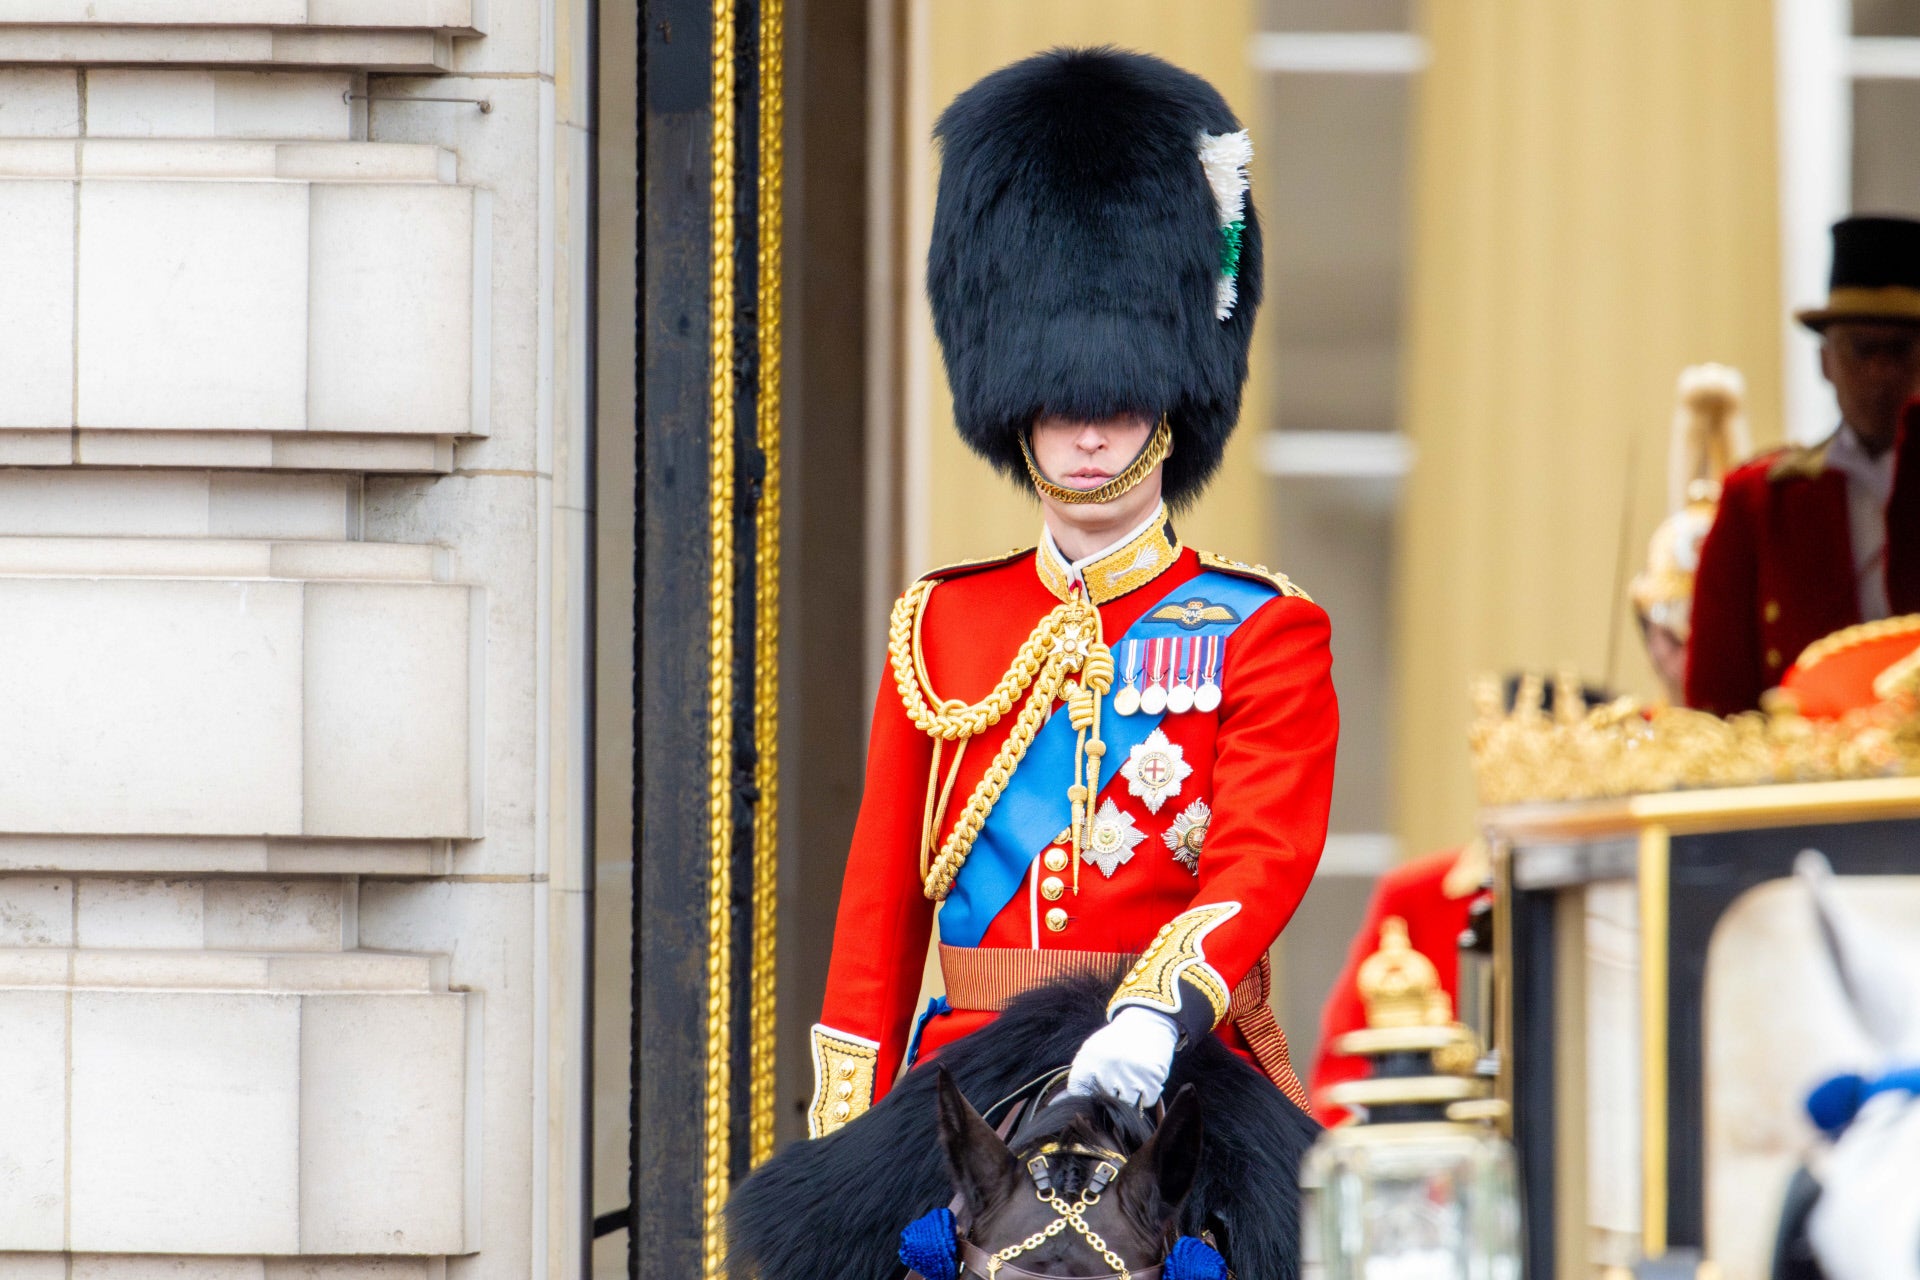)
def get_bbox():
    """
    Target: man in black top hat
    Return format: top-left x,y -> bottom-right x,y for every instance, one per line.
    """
1686,215 -> 1920,715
